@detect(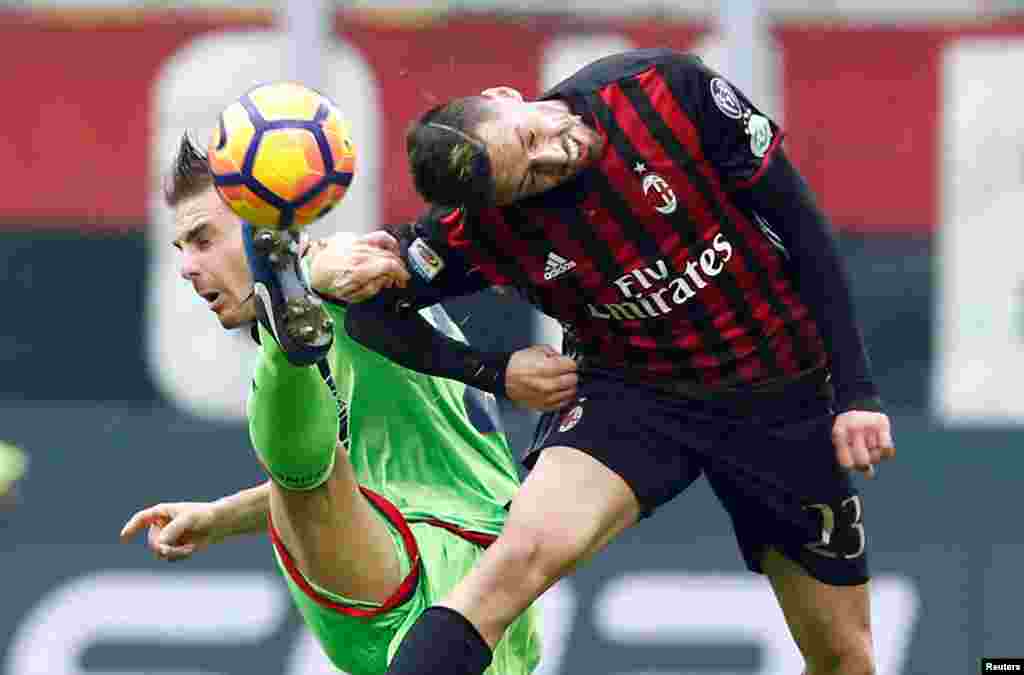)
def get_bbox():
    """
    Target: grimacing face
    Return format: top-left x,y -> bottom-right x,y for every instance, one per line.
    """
172,186 -> 257,329
474,87 -> 605,206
